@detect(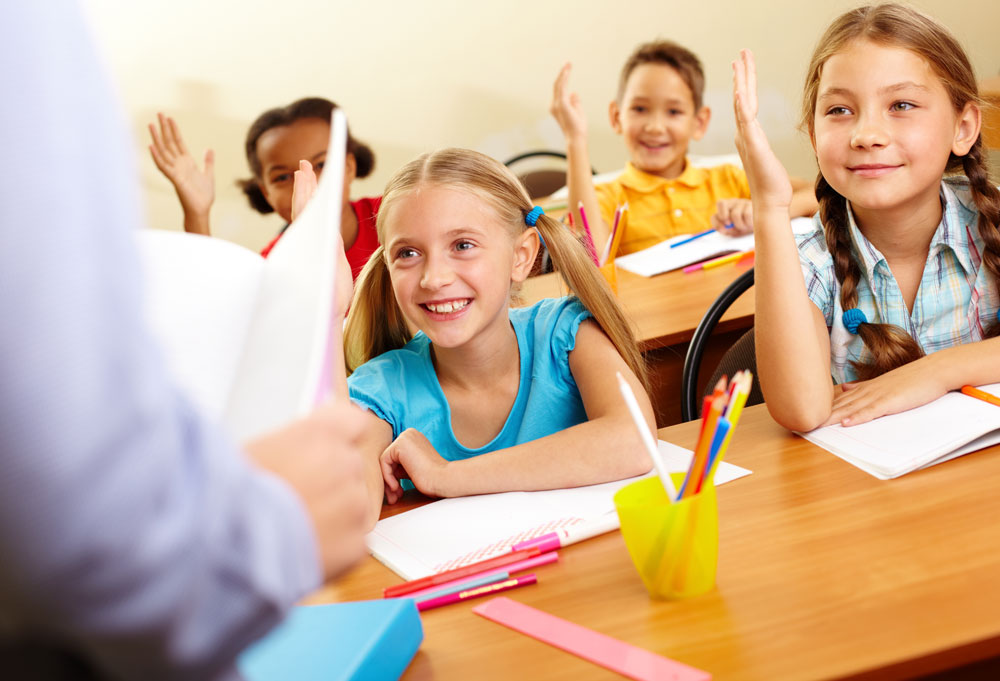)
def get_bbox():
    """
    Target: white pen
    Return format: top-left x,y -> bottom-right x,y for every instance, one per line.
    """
615,372 -> 676,502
